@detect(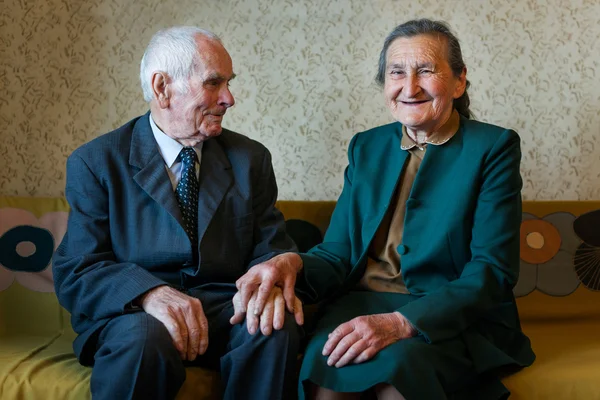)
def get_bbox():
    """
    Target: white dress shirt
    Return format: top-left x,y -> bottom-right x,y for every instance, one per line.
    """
149,114 -> 203,191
